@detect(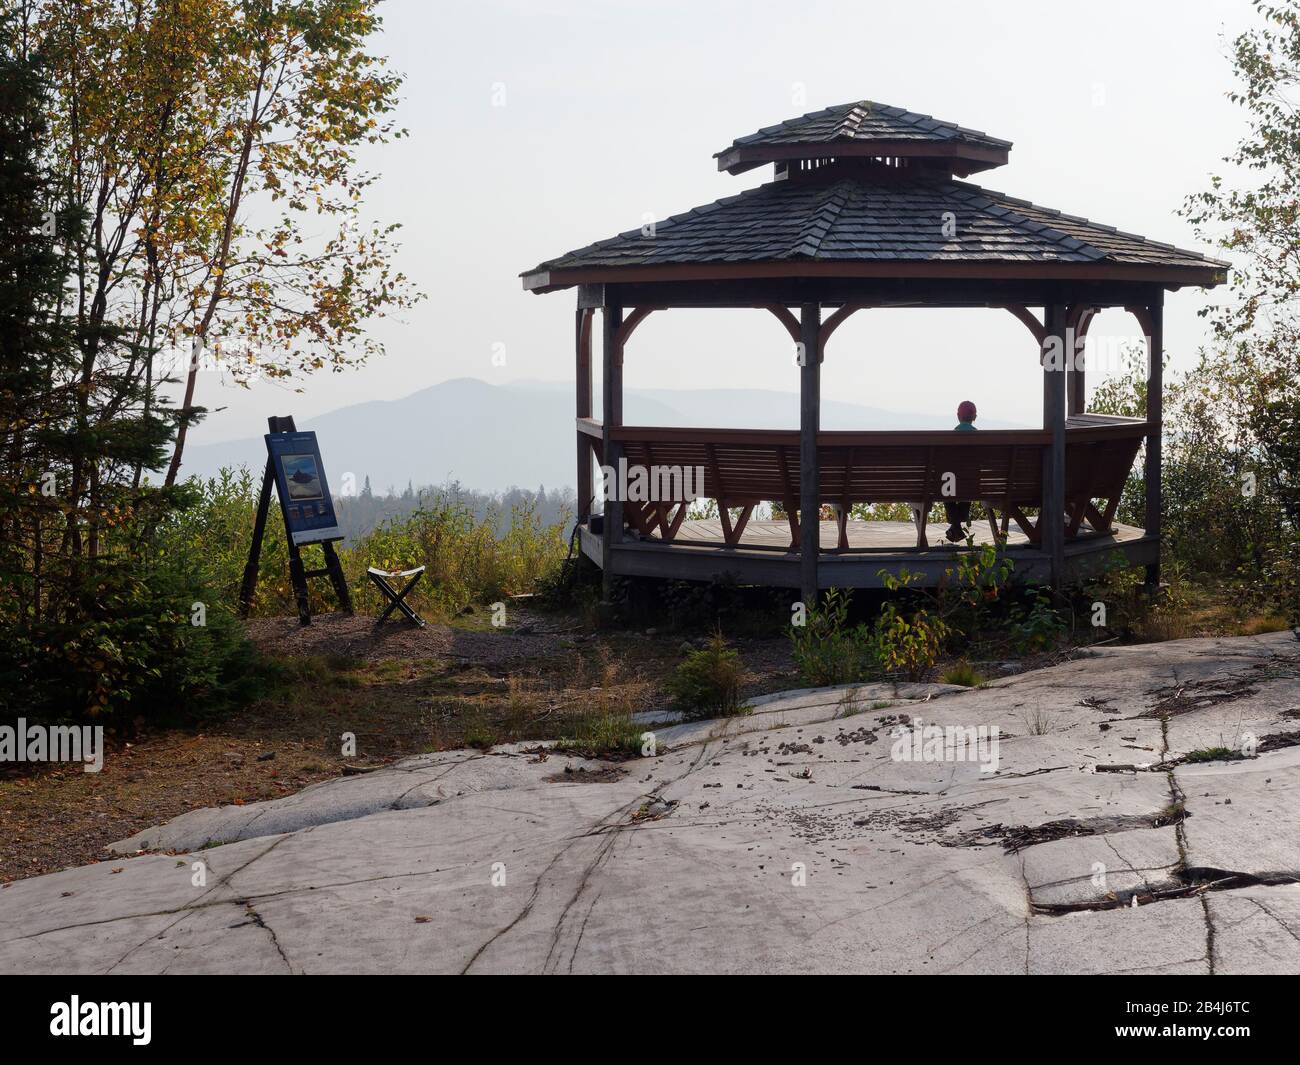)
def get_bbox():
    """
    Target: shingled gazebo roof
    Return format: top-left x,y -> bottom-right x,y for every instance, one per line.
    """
715,99 -> 1013,175
521,100 -> 1228,296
